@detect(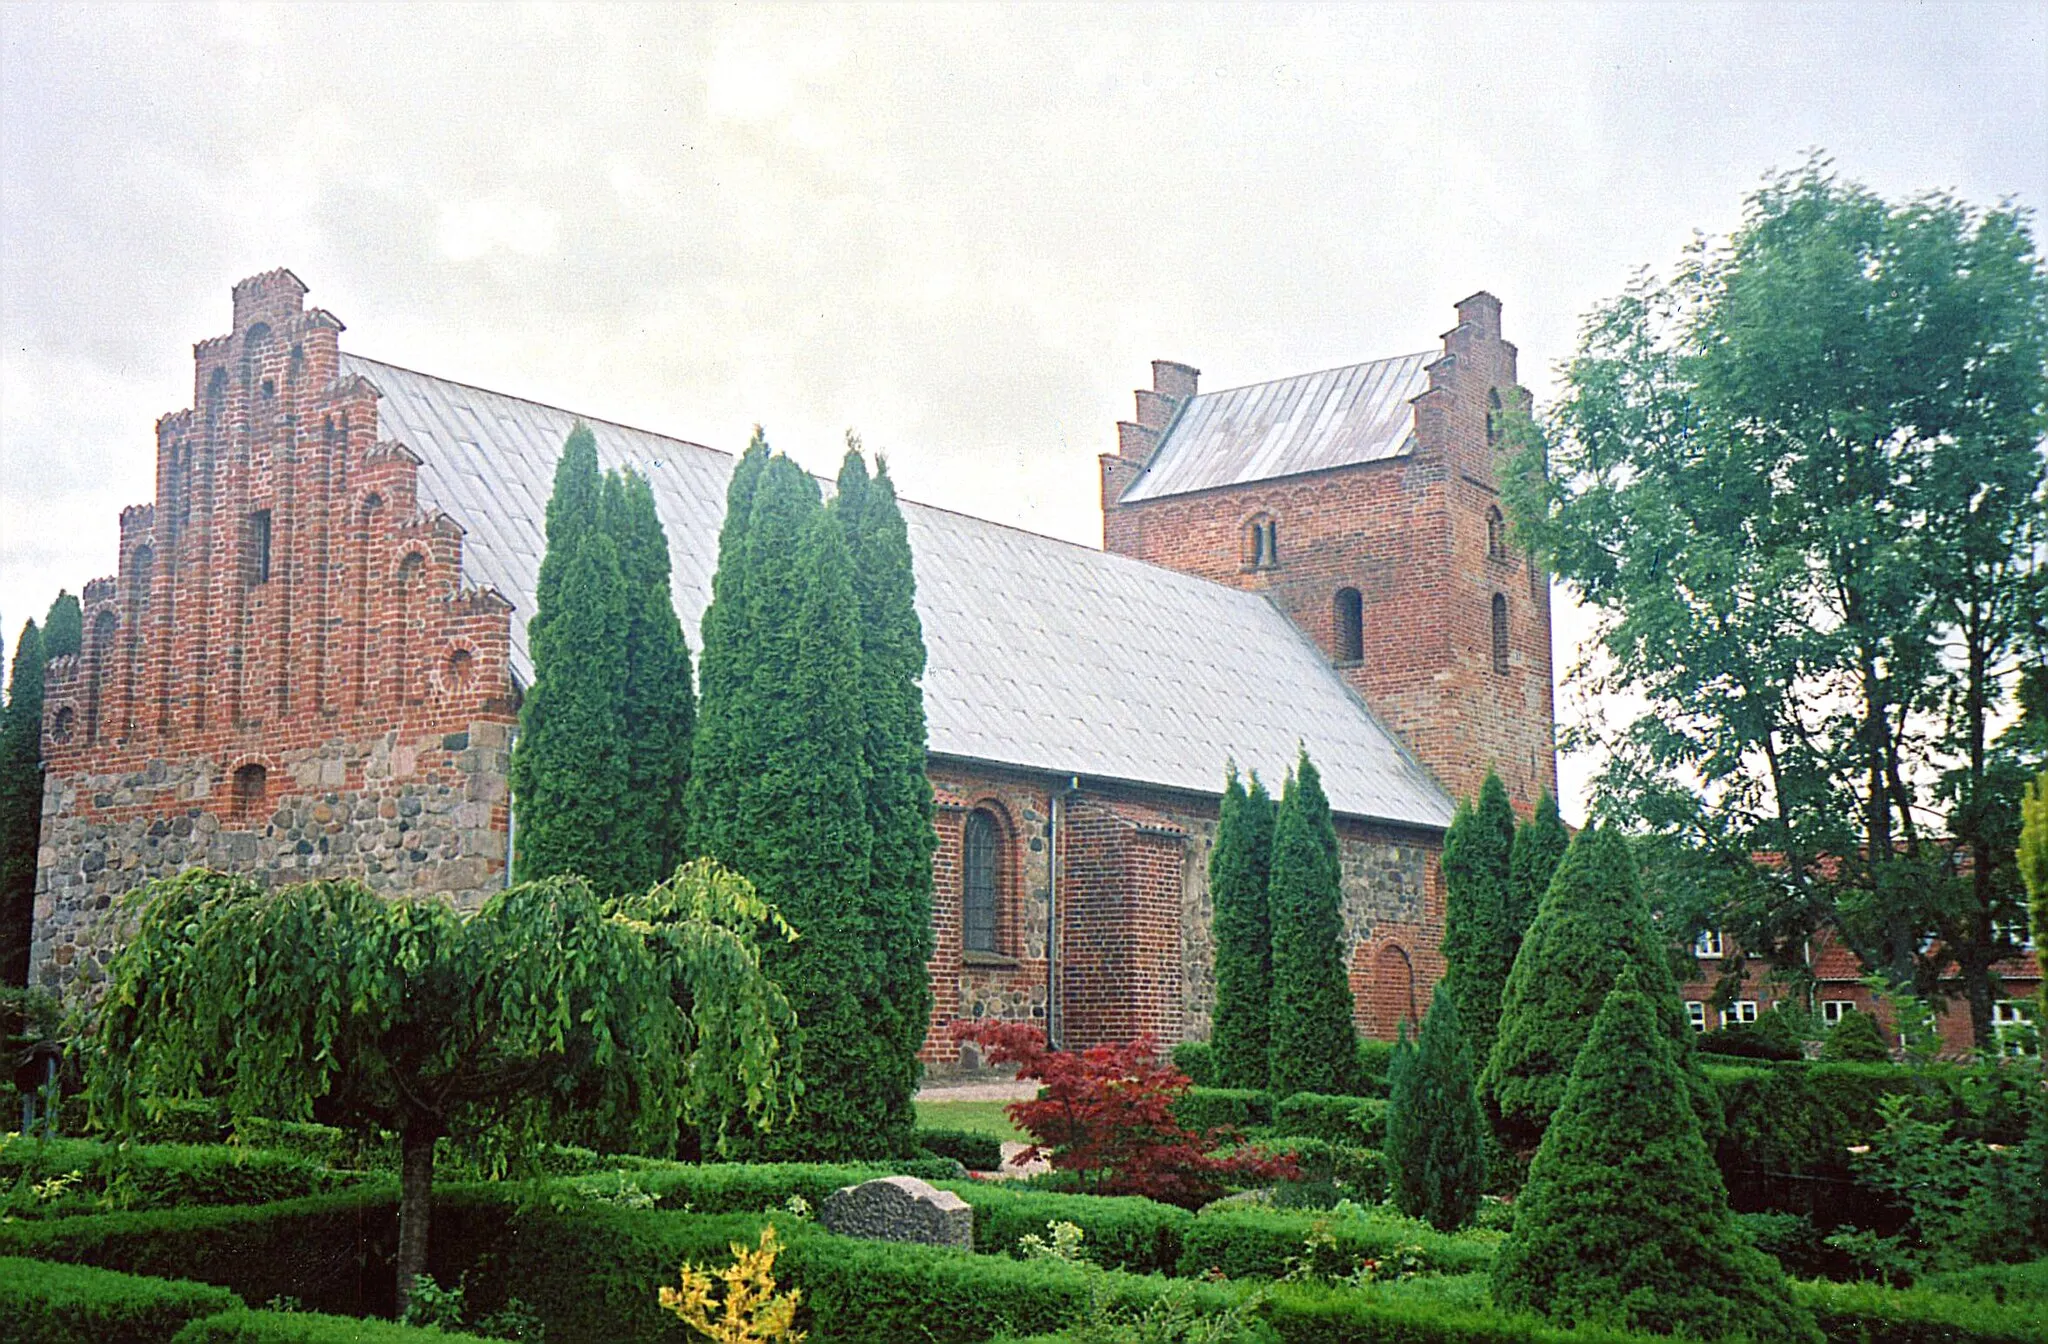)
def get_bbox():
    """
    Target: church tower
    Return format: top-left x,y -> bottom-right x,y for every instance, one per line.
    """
1100,293 -> 1556,811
